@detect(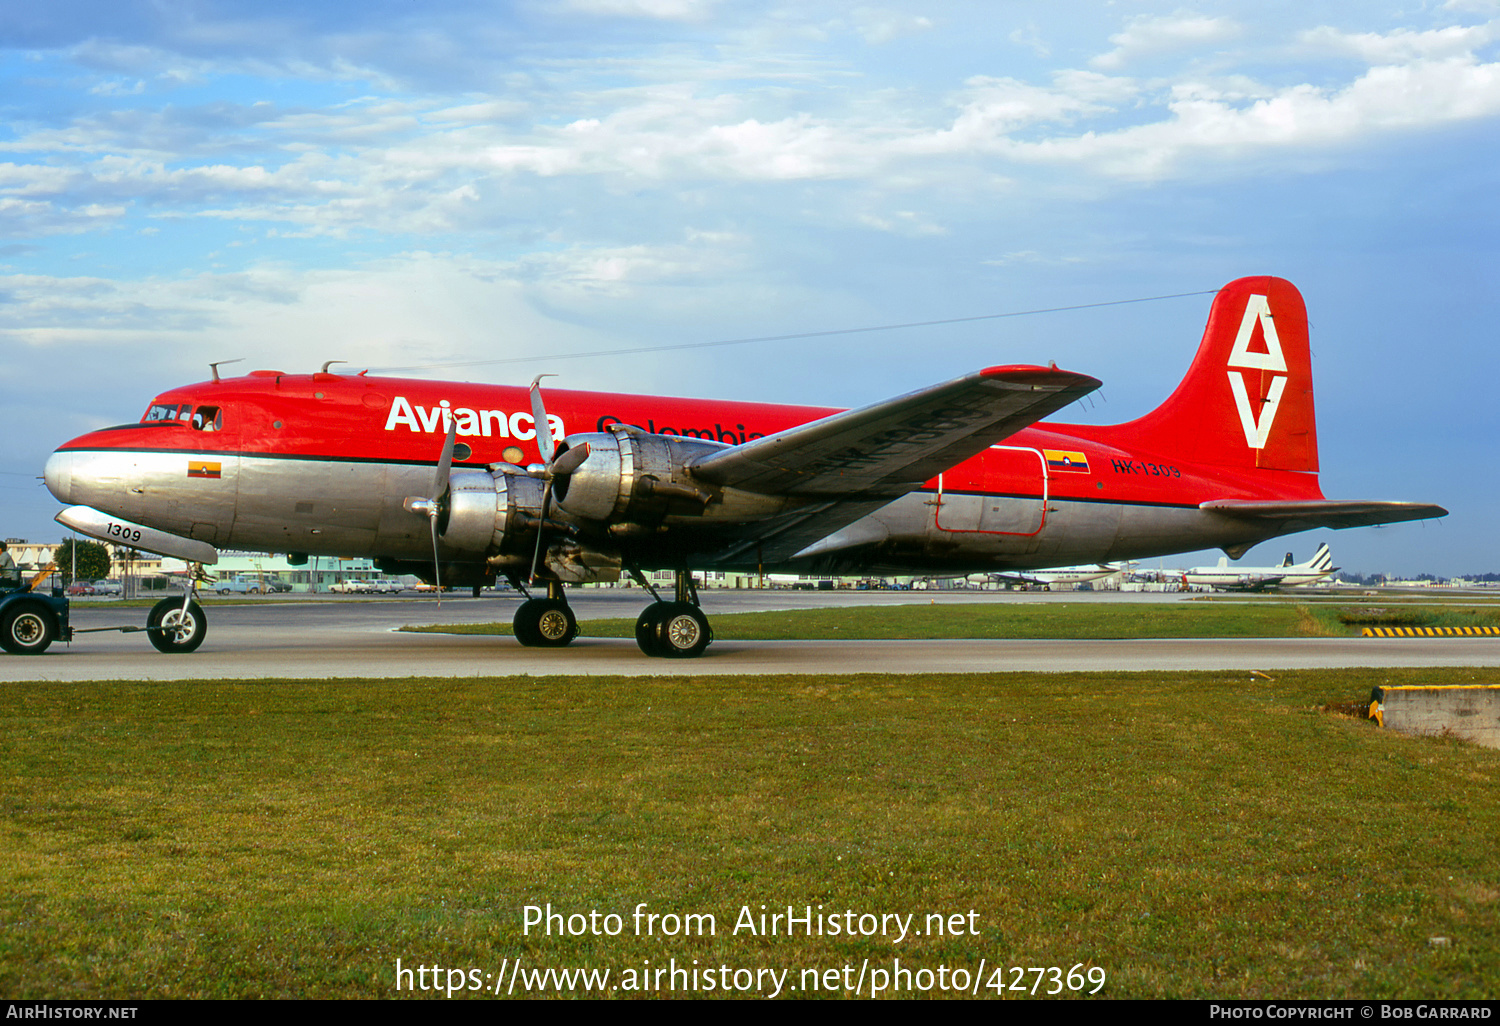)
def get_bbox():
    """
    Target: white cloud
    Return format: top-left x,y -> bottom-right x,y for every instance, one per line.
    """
0,195 -> 128,237
6,8 -> 1500,245
849,8 -> 934,45
0,238 -> 758,375
557,0 -> 718,20
854,209 -> 946,236
908,72 -> 1137,156
508,234 -> 751,300
88,79 -> 146,97
1299,20 -> 1500,63
1006,56 -> 1500,180
1092,13 -> 1242,71
1009,24 -> 1050,59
